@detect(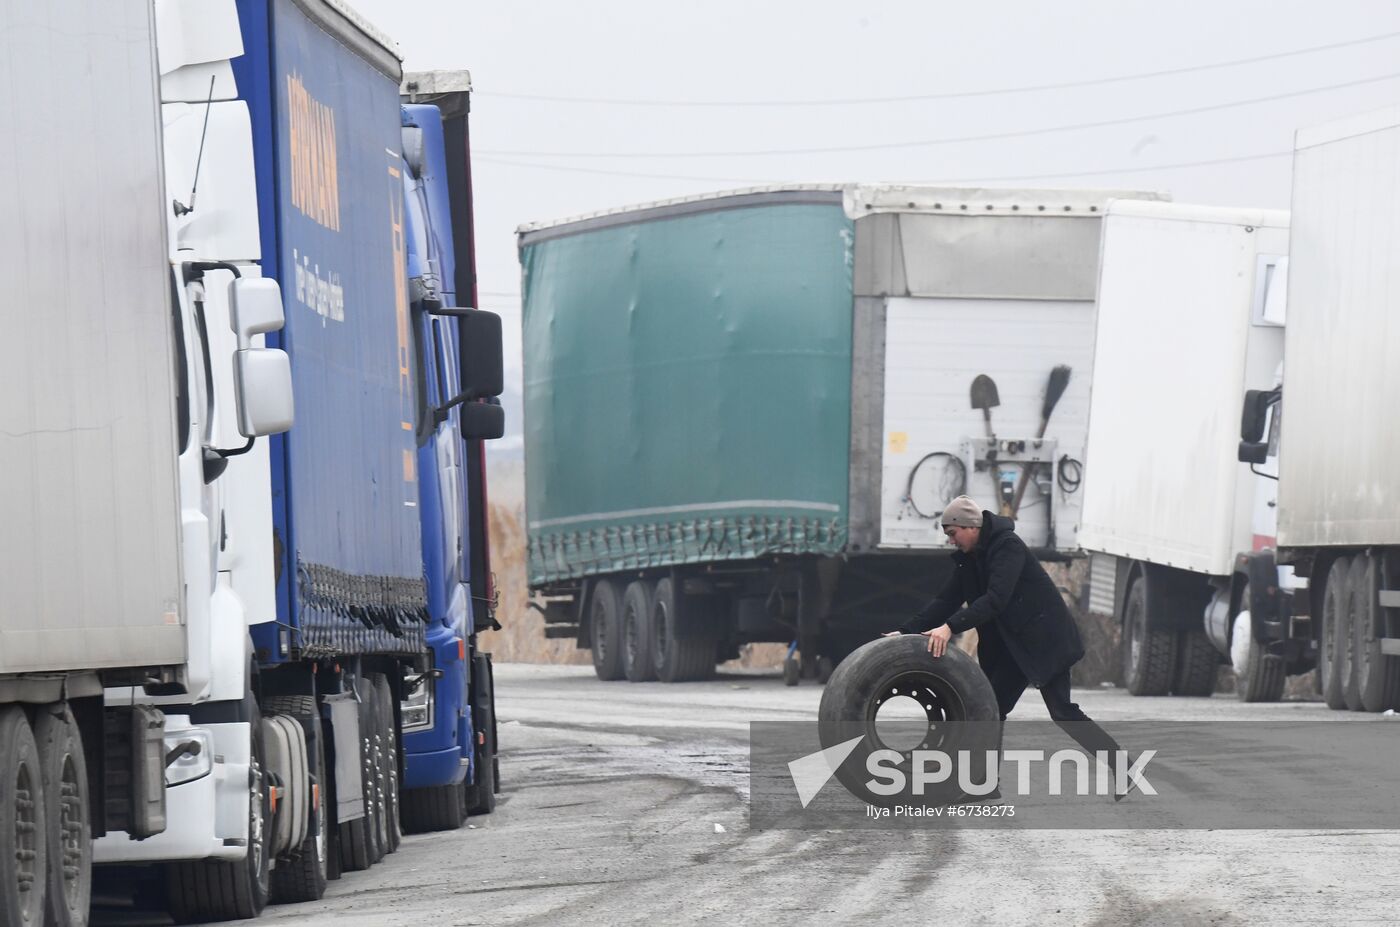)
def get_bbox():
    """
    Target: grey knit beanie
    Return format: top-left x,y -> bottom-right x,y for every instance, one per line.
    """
940,496 -> 984,528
